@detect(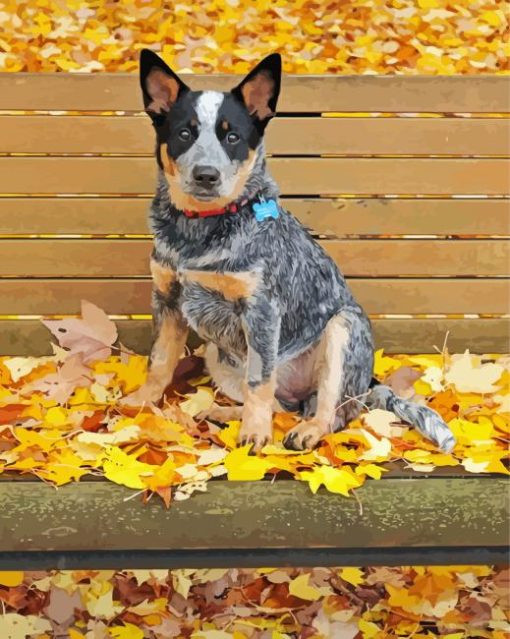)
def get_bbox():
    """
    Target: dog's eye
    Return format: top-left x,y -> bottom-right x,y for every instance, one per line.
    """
178,128 -> 192,141
226,132 -> 240,145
